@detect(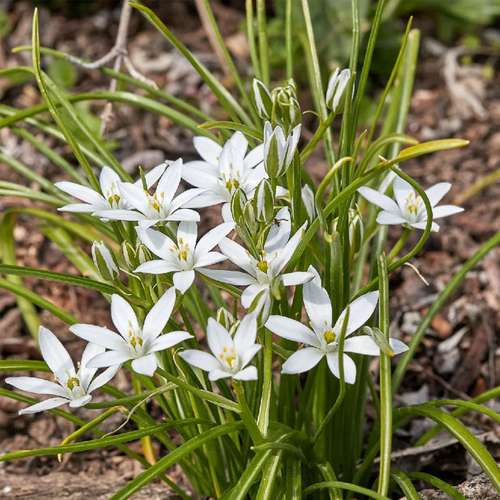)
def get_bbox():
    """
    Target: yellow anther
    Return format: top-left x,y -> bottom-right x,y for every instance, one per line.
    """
108,194 -> 121,206
129,335 -> 143,349
405,192 -> 422,216
66,376 -> 80,391
323,330 -> 336,344
257,260 -> 268,273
